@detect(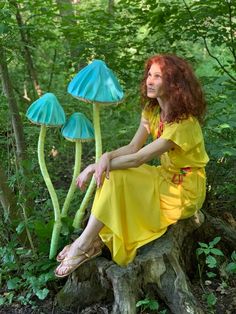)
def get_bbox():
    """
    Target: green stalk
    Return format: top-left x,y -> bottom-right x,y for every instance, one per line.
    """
61,141 -> 82,217
73,103 -> 102,229
73,177 -> 96,229
38,125 -> 61,259
20,203 -> 35,254
93,103 -> 102,162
